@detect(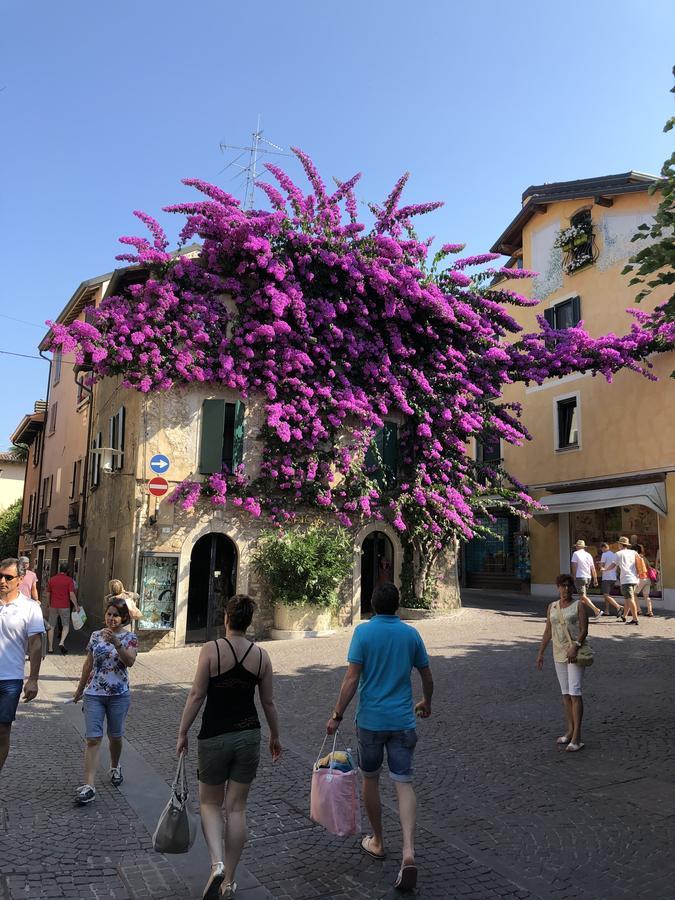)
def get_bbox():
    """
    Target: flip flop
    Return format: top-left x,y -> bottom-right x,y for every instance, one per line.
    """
395,865 -> 418,891
565,742 -> 585,753
360,835 -> 386,860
